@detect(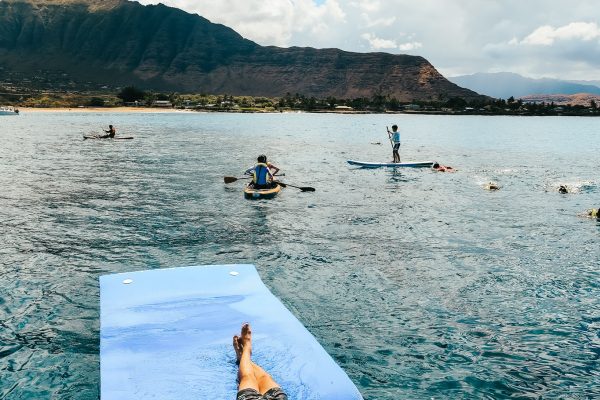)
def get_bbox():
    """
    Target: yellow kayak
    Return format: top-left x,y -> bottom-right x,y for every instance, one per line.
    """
243,183 -> 282,199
